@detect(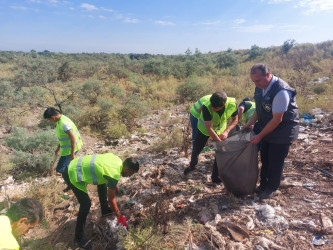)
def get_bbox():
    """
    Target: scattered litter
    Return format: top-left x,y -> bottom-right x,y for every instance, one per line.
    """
257,204 -> 275,219
303,182 -> 316,187
312,236 -> 330,246
320,213 -> 333,232
257,236 -> 284,250
226,222 -> 250,242
291,220 -> 318,231
202,147 -> 212,152
246,216 -> 255,230
189,195 -> 196,203
256,229 -> 274,235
